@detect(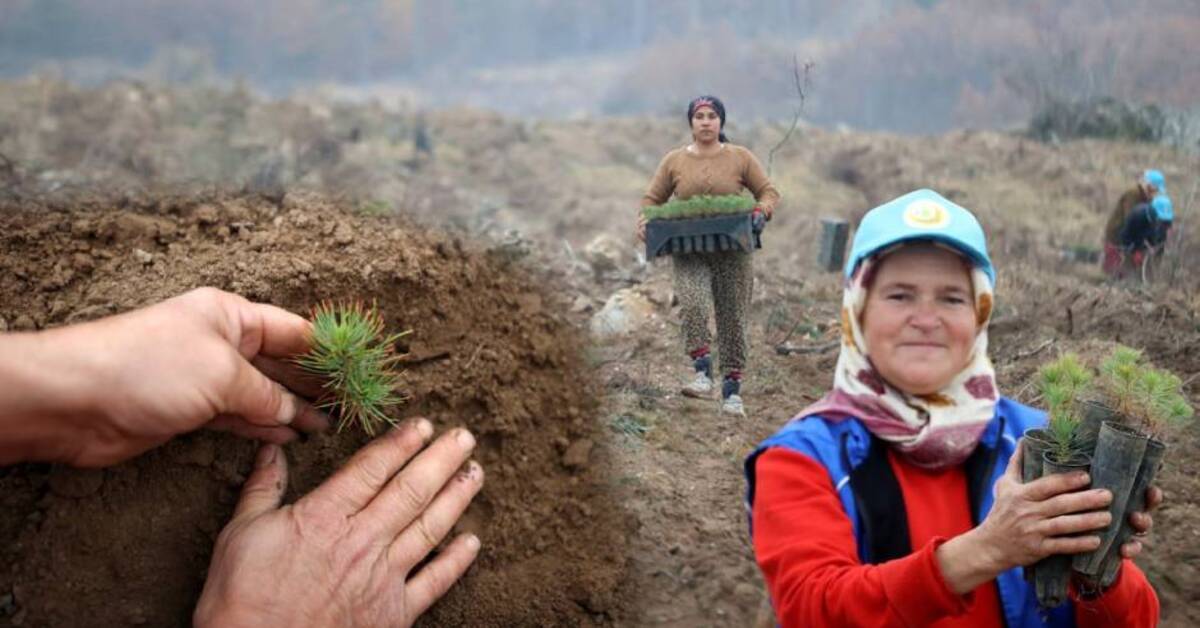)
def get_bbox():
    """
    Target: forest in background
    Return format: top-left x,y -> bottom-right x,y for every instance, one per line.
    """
1,0 -> 1198,131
